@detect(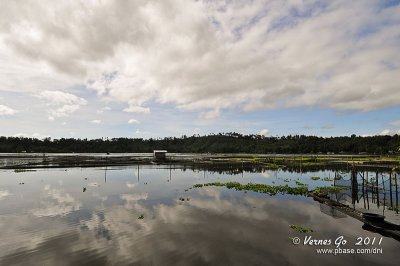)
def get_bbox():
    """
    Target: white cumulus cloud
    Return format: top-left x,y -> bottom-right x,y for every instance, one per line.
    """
128,119 -> 140,124
380,129 -> 400,136
123,106 -> 150,114
38,90 -> 87,120
199,109 -> 220,120
13,133 -> 51,139
258,129 -> 270,137
0,104 -> 17,115
0,0 -> 399,117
